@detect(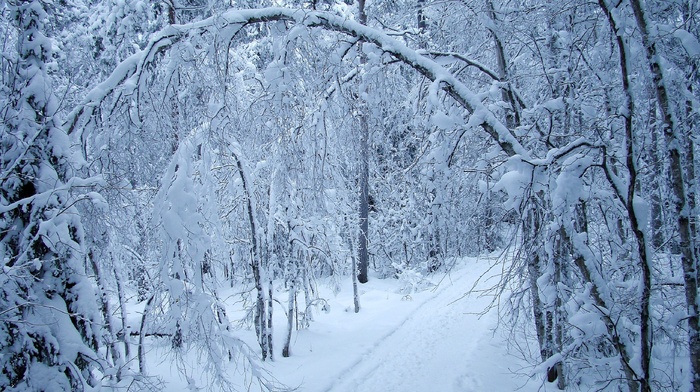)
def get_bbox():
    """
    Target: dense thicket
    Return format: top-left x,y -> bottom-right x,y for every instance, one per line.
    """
0,0 -> 697,390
